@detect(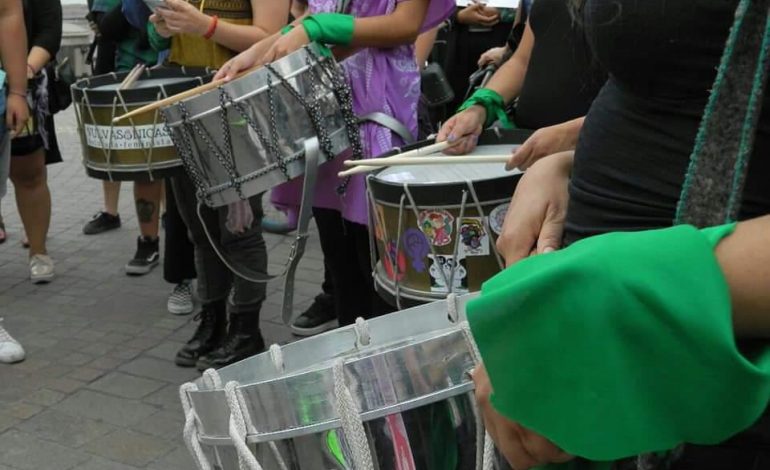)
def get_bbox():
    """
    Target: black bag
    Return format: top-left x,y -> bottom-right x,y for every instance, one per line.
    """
420,62 -> 455,108
47,58 -> 75,114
